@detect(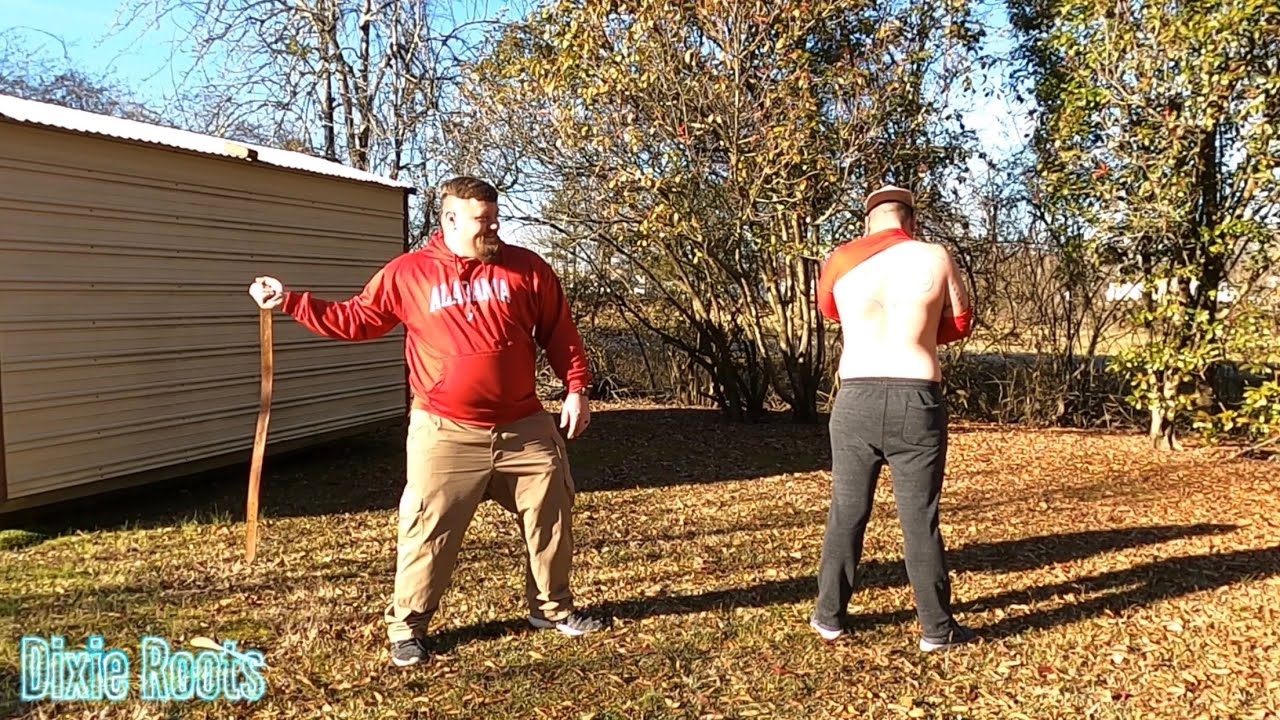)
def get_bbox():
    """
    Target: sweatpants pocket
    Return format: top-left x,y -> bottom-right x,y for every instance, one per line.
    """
902,396 -> 947,447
